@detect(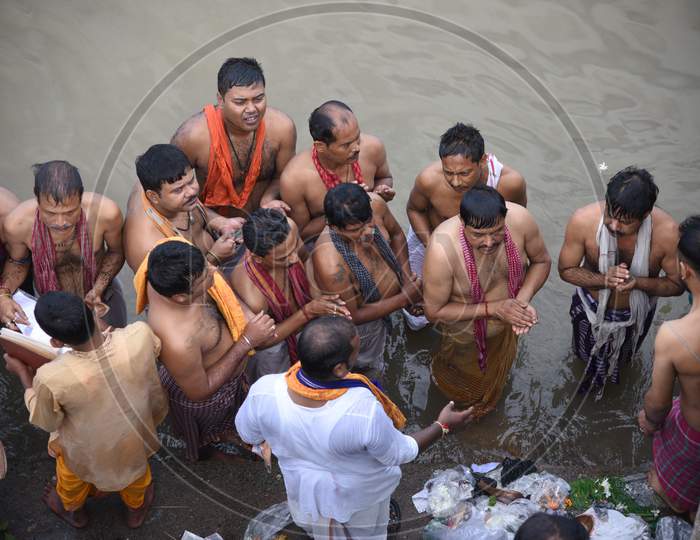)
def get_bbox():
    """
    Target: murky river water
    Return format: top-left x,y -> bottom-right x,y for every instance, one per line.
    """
1,0 -> 698,476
